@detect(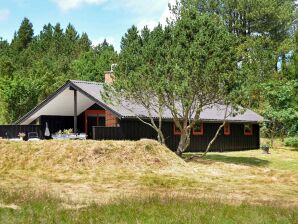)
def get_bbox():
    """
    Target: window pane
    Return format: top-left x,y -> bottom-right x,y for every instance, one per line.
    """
193,122 -> 202,132
244,124 -> 251,132
244,124 -> 253,135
